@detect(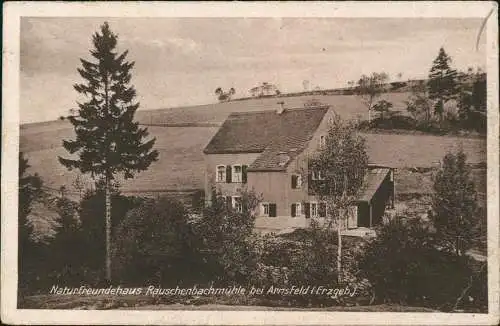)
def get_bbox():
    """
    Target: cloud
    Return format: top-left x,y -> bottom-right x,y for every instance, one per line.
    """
20,17 -> 486,123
